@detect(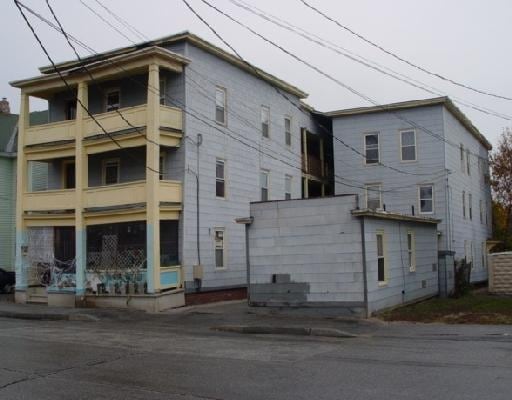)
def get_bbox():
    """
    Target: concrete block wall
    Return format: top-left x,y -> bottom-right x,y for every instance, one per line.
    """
248,196 -> 365,309
488,252 -> 512,295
